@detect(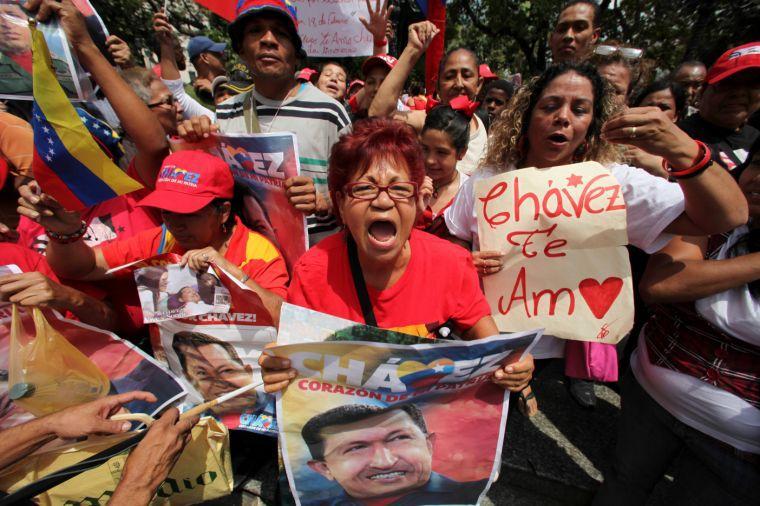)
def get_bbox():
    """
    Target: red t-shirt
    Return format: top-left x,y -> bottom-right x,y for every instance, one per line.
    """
16,160 -> 160,254
99,215 -> 289,298
287,229 -> 491,337
0,243 -> 58,279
